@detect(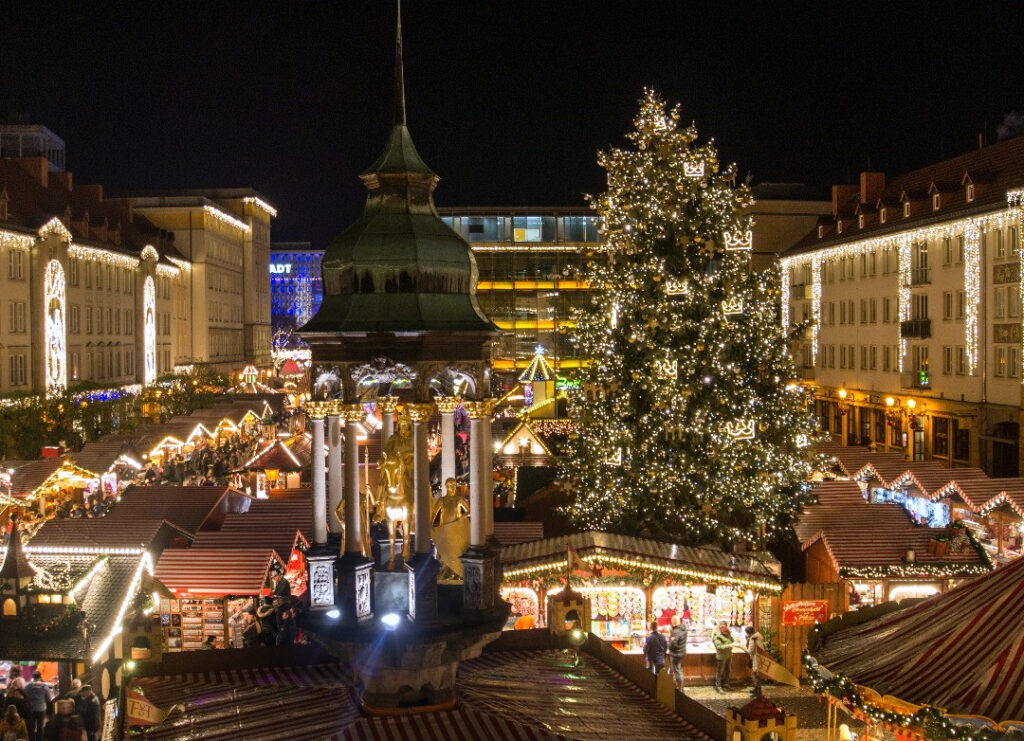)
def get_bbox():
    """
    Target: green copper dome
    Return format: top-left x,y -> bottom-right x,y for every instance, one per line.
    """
299,7 -> 495,336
